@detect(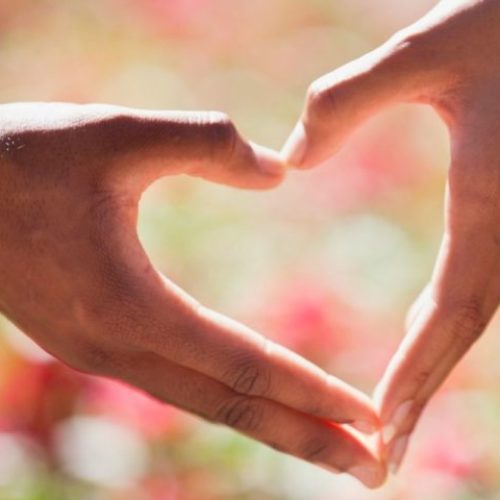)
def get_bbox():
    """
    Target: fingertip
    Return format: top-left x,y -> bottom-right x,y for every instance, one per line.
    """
281,121 -> 338,170
352,419 -> 380,435
251,142 -> 288,179
350,394 -> 381,435
328,377 -> 380,432
348,464 -> 388,489
350,436 -> 388,488
327,424 -> 387,488
281,122 -> 308,168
